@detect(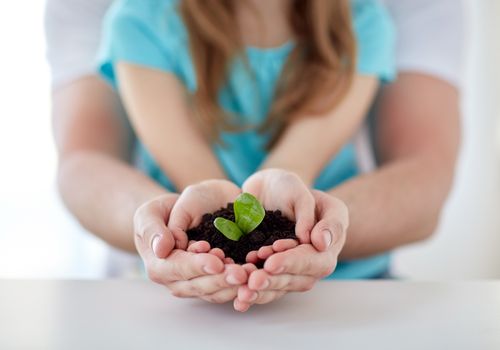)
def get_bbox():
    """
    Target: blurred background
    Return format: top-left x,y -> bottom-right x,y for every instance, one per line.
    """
0,0 -> 499,280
